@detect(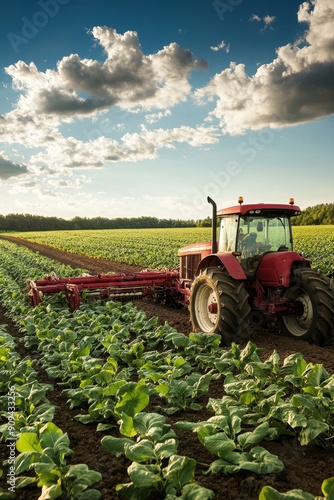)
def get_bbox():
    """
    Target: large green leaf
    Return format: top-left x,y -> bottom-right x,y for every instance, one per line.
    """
101,435 -> 134,456
39,422 -> 64,449
118,413 -> 137,438
299,418 -> 329,446
237,422 -> 270,449
207,456 -> 241,475
114,382 -> 150,418
154,438 -> 178,459
207,447 -> 284,475
133,412 -> 167,440
16,433 -> 43,453
30,403 -> 55,424
102,380 -> 126,397
127,462 -> 161,488
14,475 -> 38,489
178,483 -> 215,500
241,447 -> 284,474
15,451 -> 42,474
34,462 -> 61,487
203,432 -> 236,455
164,455 -> 196,490
64,464 -> 102,495
125,440 -> 155,462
